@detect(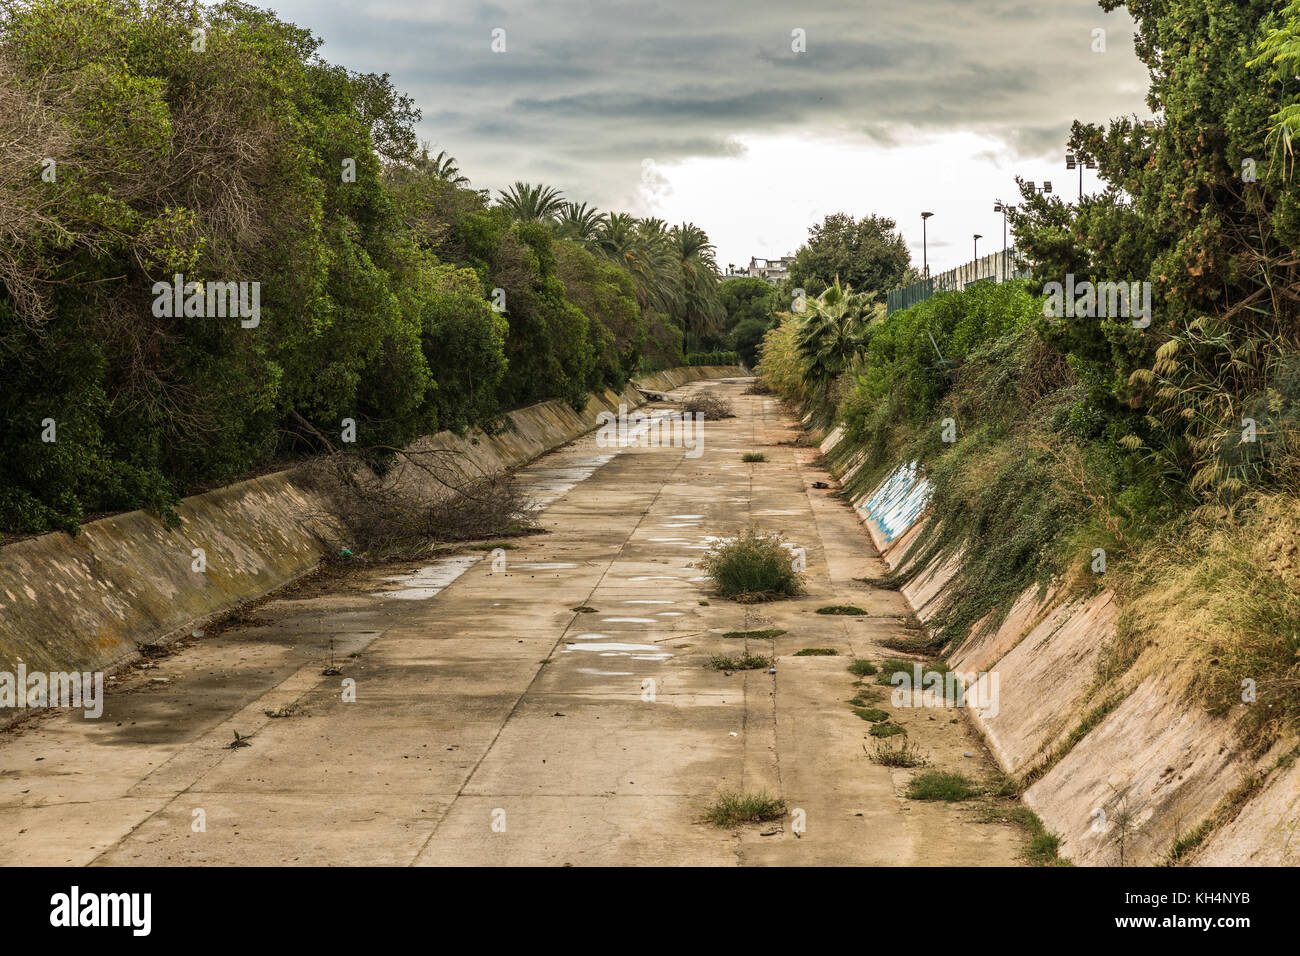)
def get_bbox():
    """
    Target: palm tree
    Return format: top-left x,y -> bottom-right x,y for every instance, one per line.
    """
594,214 -> 681,316
668,222 -> 725,348
554,202 -> 606,242
796,278 -> 876,392
497,182 -> 566,222
424,149 -> 469,185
